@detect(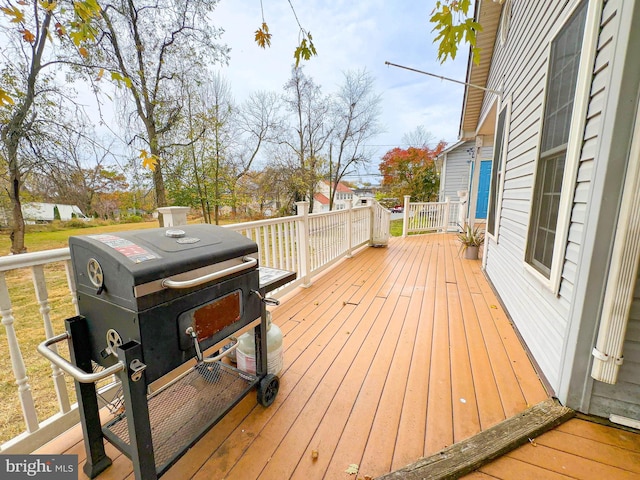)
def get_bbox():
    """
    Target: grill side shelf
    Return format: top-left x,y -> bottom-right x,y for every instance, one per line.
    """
258,267 -> 297,294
